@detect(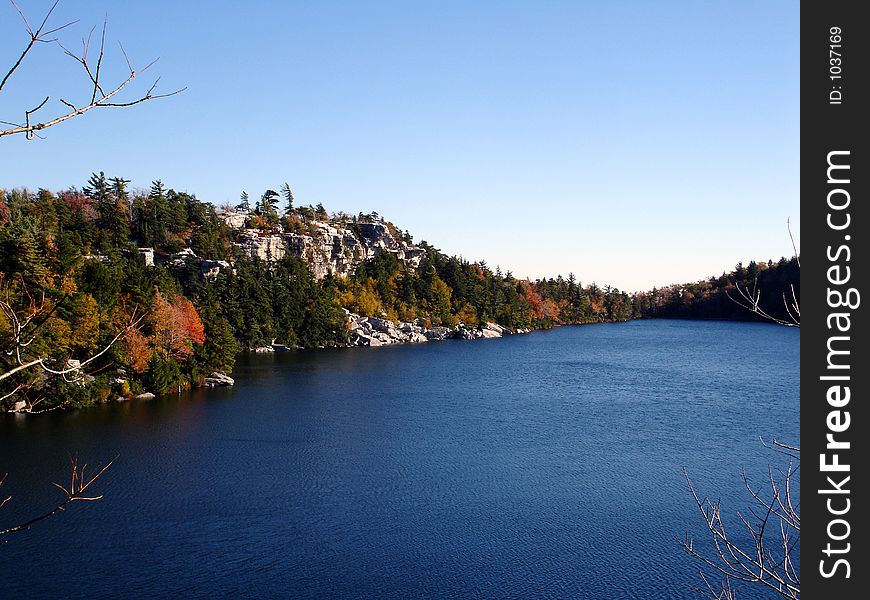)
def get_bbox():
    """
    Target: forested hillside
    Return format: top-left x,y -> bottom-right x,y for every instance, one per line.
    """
1,175 -> 799,411
1,175 -> 638,410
